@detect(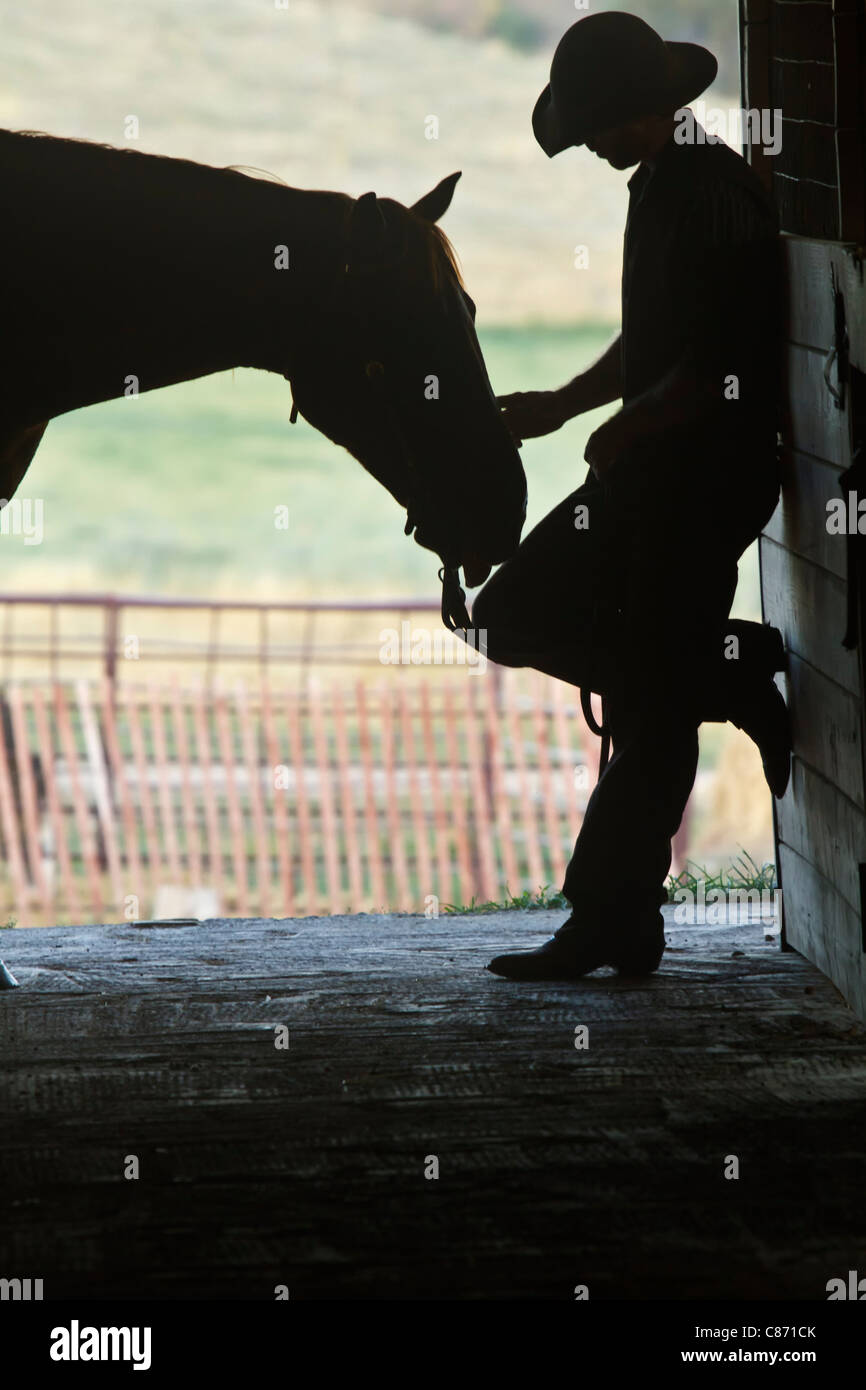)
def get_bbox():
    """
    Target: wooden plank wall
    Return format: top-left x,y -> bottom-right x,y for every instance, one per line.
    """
741,0 -> 866,1016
